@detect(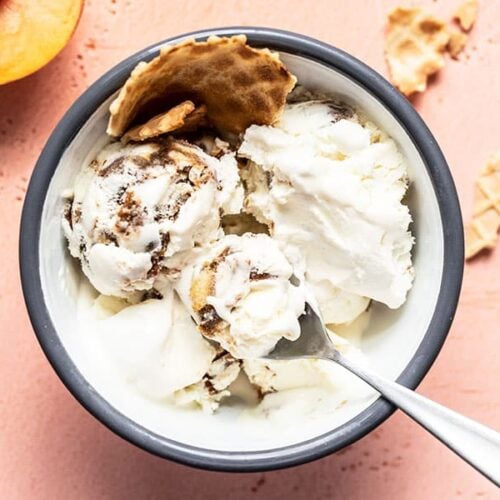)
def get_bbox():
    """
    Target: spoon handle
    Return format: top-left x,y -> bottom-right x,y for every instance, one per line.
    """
334,353 -> 500,486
